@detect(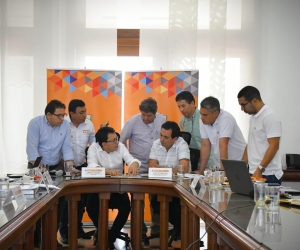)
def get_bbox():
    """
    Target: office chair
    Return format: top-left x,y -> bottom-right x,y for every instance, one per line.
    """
180,131 -> 191,145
